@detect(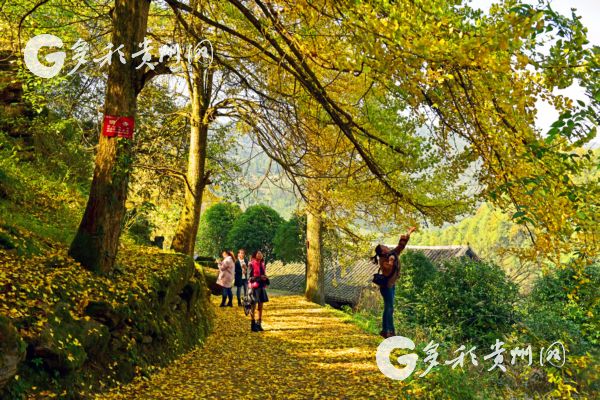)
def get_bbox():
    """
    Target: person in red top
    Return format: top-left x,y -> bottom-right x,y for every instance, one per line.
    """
248,250 -> 269,332
372,226 -> 417,338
